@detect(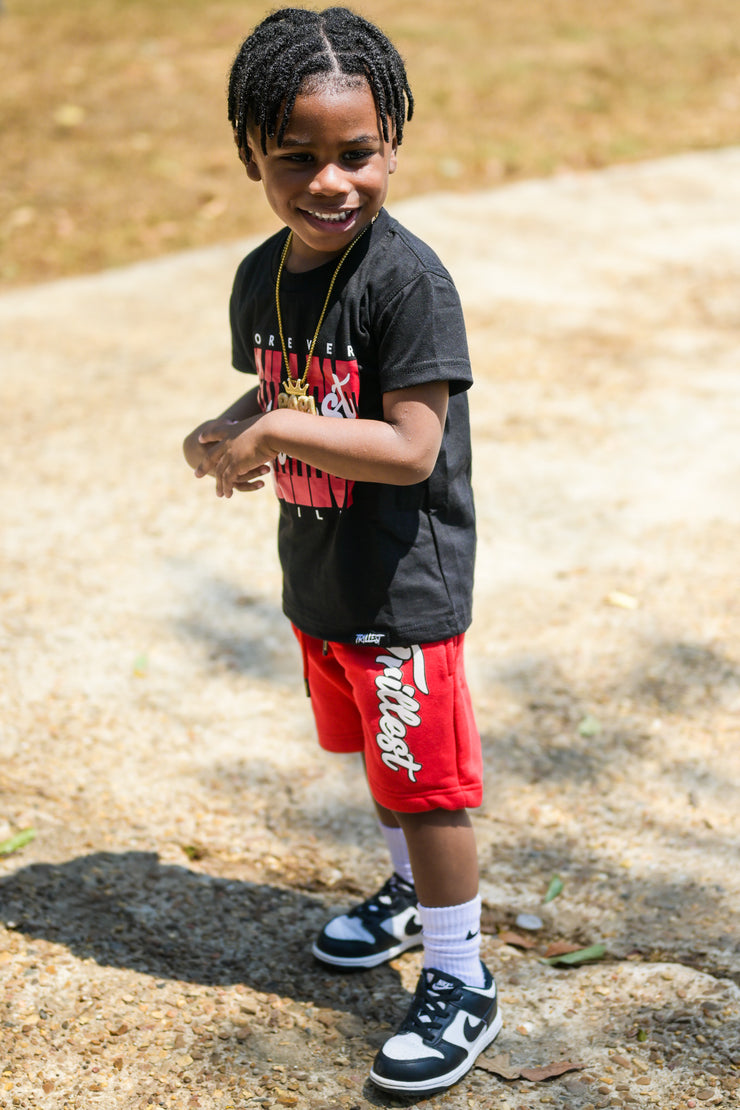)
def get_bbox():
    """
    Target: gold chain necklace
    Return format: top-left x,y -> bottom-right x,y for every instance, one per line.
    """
275,219 -> 374,415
